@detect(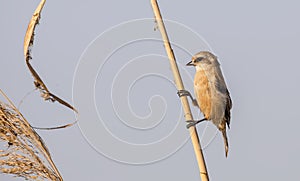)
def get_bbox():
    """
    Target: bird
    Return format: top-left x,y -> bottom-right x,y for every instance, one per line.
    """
178,51 -> 232,157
